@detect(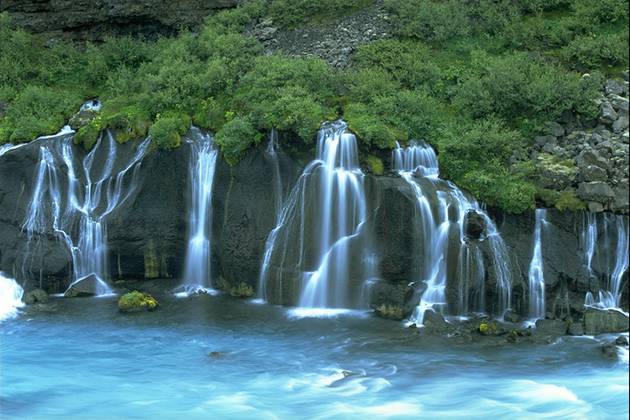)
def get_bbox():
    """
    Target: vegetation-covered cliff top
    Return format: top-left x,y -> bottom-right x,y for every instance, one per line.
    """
0,0 -> 628,212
